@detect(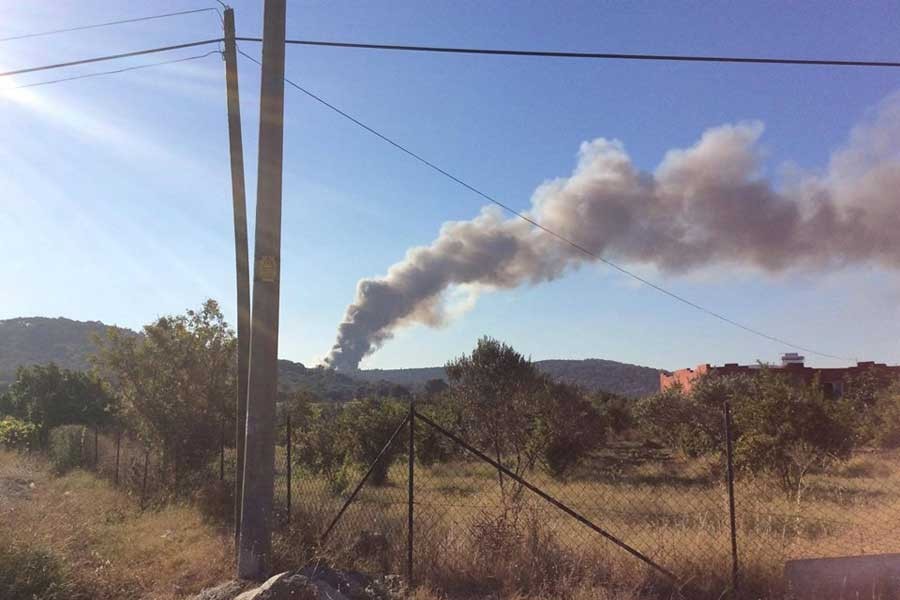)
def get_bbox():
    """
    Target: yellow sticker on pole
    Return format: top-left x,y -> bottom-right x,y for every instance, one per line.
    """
257,256 -> 278,283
